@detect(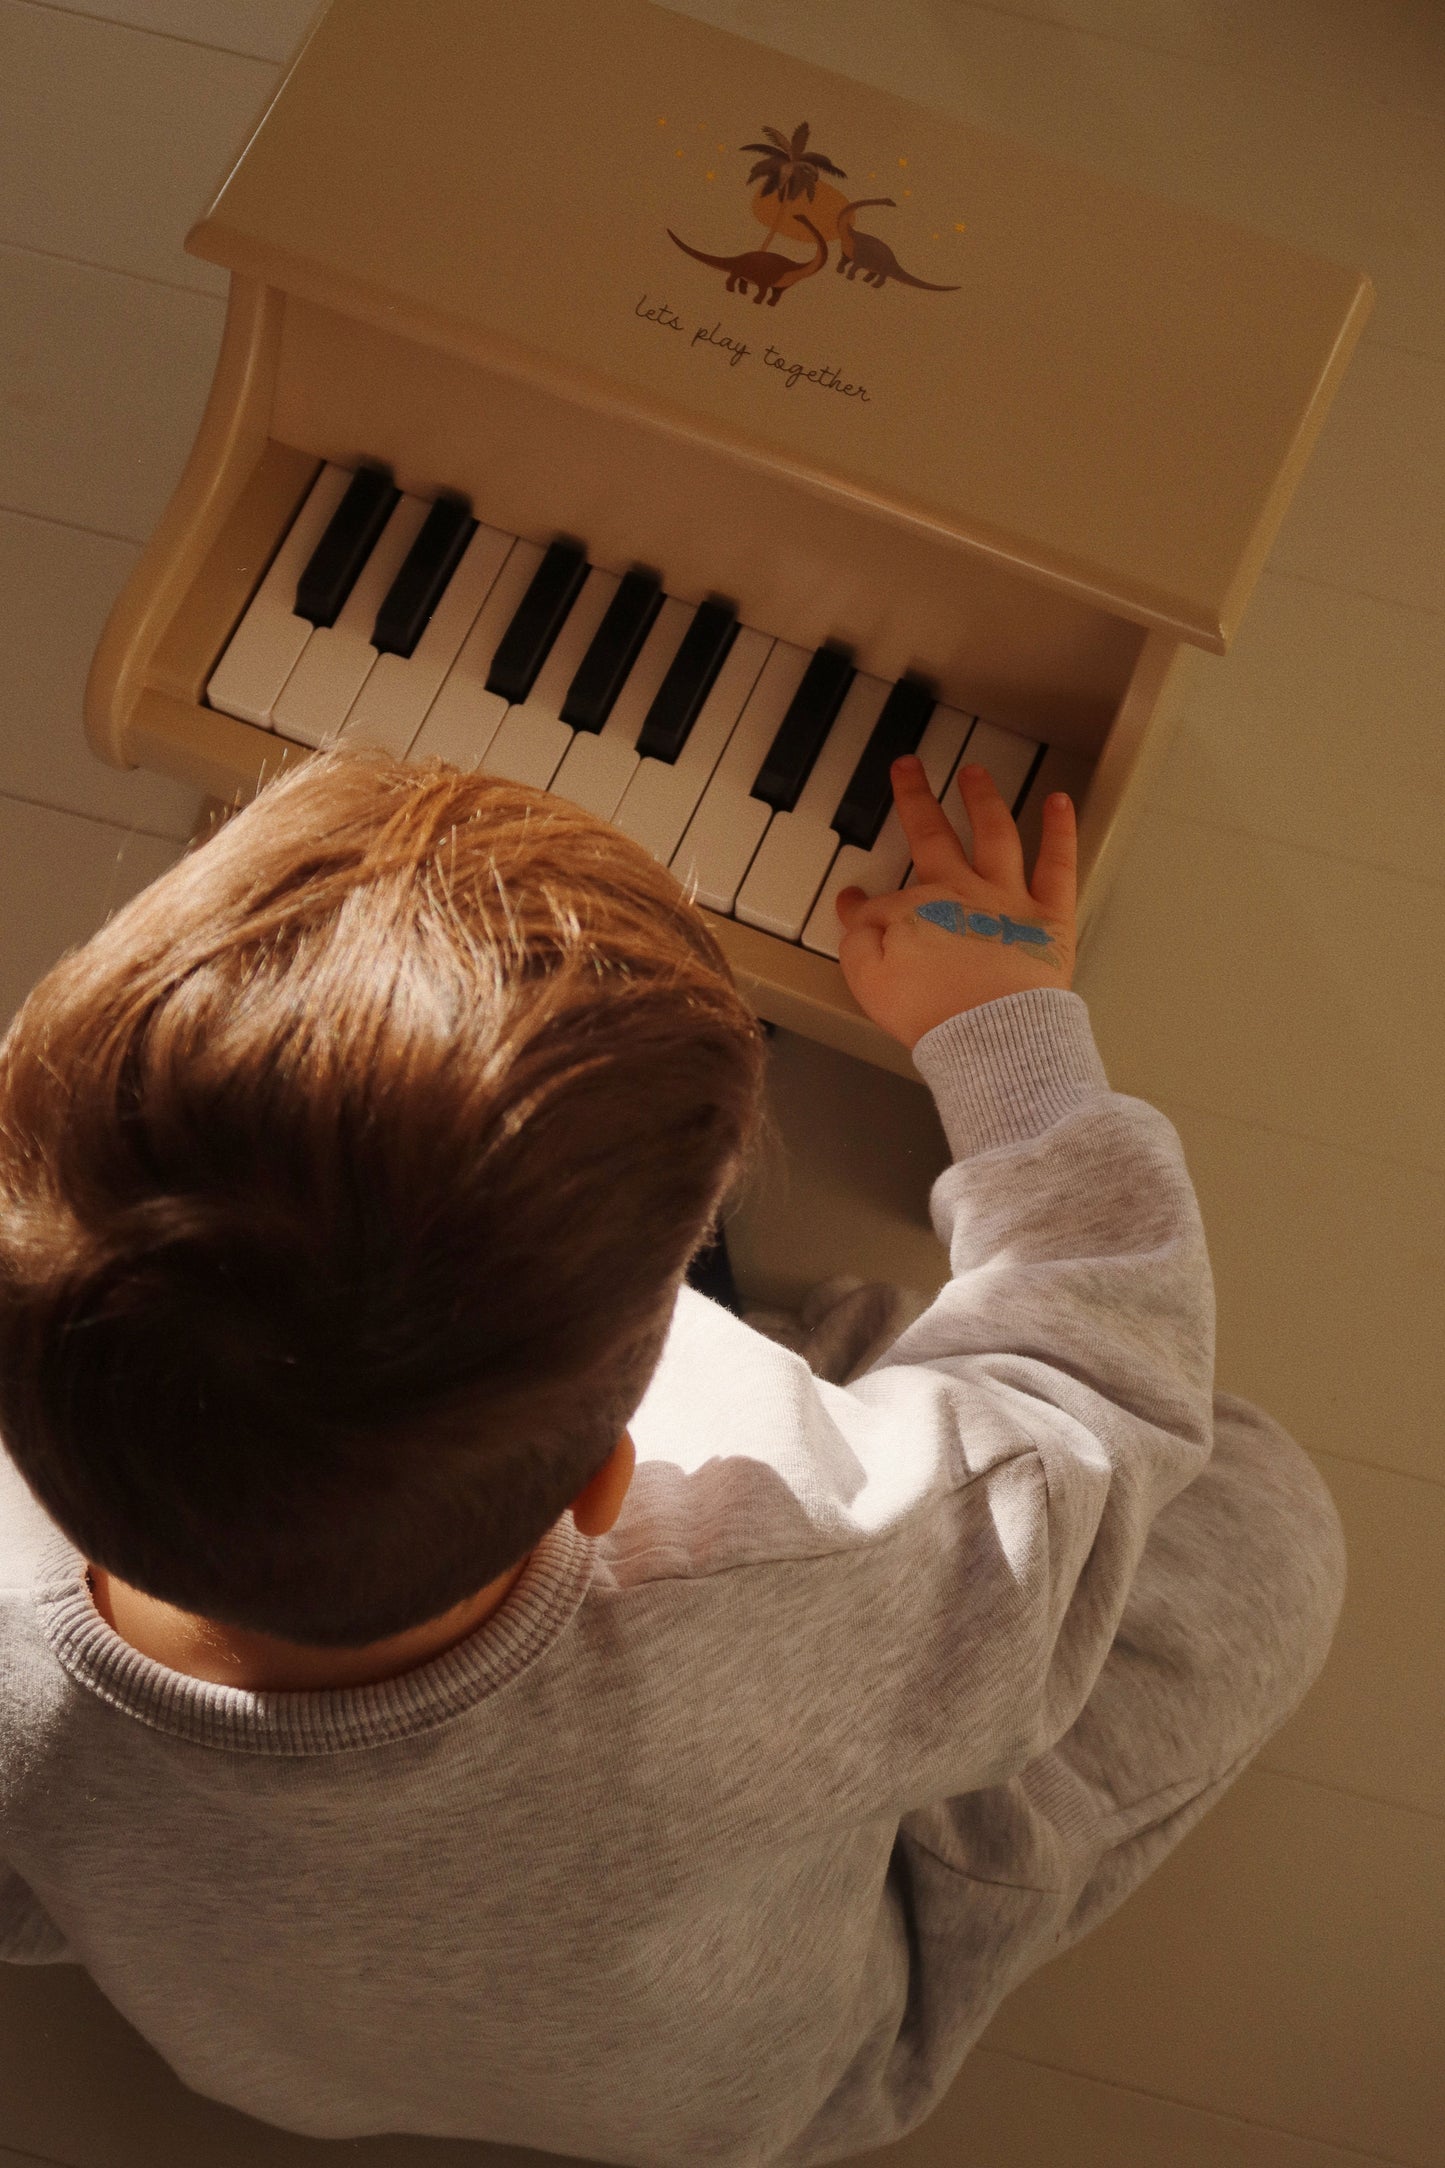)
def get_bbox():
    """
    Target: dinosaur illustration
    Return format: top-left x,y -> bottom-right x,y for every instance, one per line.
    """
748,176 -> 849,246
835,197 -> 960,291
666,214 -> 828,304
